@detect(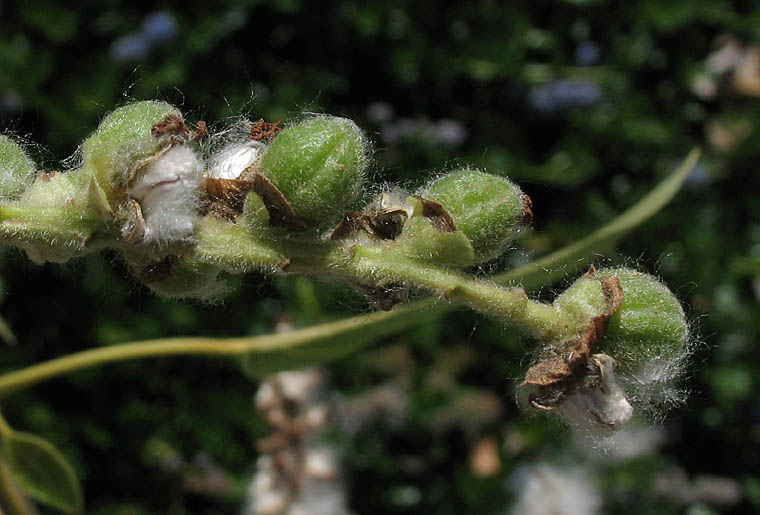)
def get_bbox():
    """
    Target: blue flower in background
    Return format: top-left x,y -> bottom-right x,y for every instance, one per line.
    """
140,12 -> 178,44
110,12 -> 179,62
528,80 -> 603,113
110,33 -> 151,62
575,41 -> 601,66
